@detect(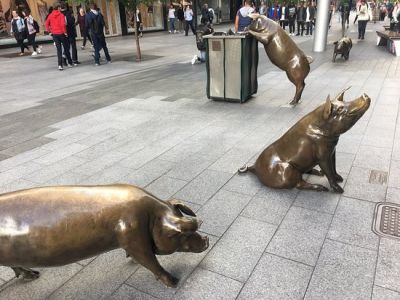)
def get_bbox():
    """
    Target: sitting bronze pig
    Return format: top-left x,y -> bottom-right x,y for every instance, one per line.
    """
333,37 -> 352,62
0,184 -> 209,287
247,15 -> 313,105
239,88 -> 370,193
